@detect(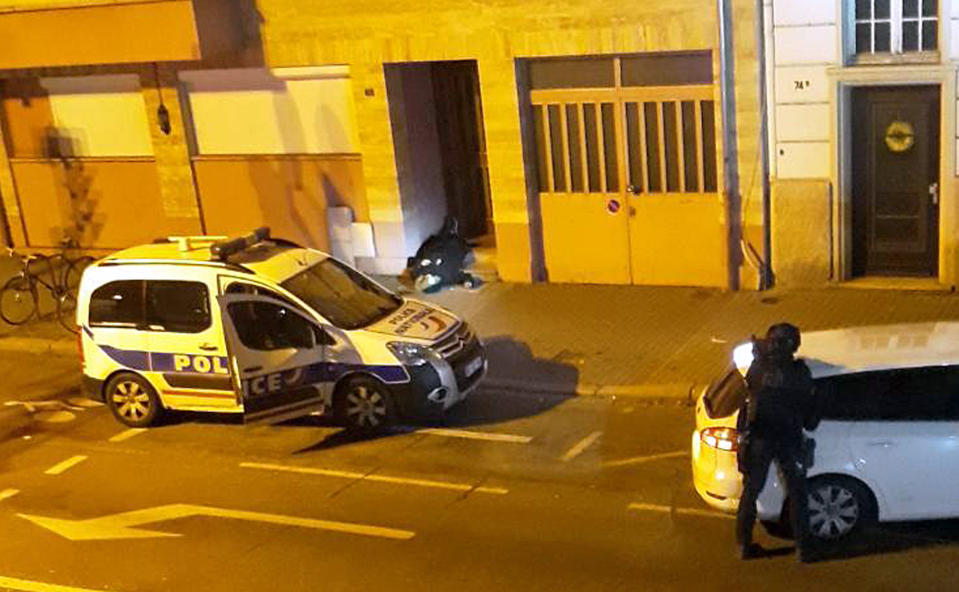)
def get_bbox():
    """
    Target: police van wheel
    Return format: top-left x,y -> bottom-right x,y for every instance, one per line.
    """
335,377 -> 396,434
105,373 -> 162,428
